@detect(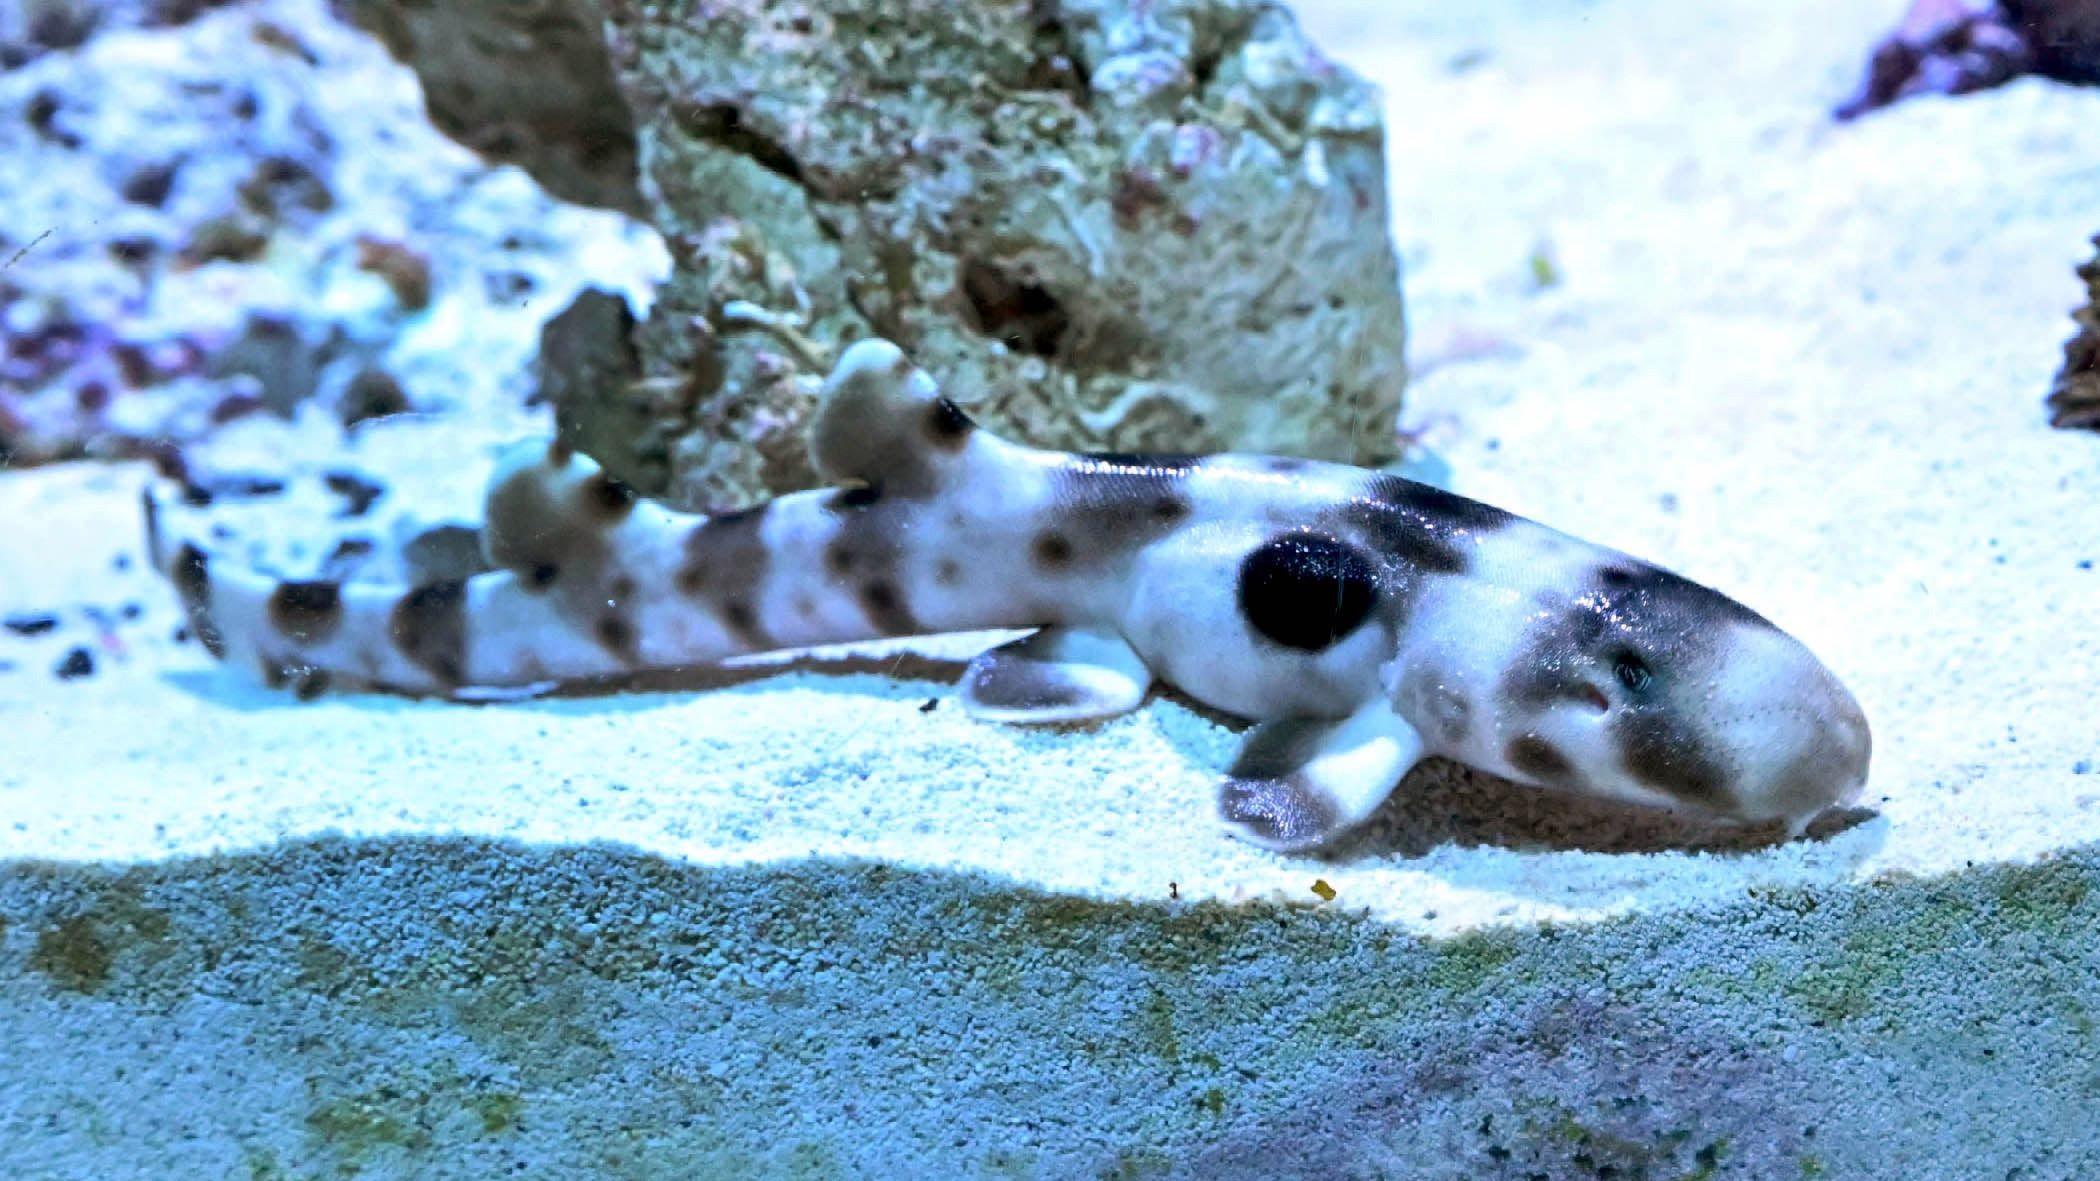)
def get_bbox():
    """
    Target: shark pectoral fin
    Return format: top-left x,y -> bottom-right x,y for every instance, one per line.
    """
959,626 -> 1154,724
1217,701 -> 1425,853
